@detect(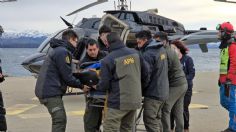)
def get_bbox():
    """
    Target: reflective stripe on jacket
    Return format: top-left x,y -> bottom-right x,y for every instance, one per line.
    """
220,42 -> 236,85
220,47 -> 229,74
